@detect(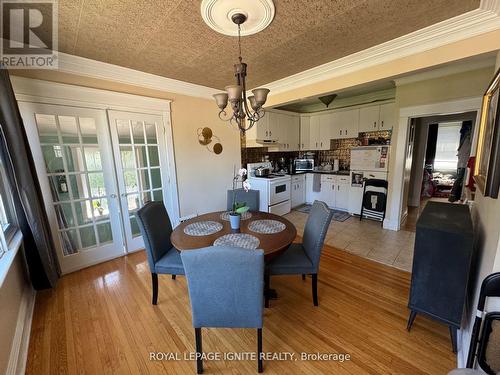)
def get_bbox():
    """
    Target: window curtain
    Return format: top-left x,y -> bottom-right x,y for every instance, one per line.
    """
0,67 -> 60,289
